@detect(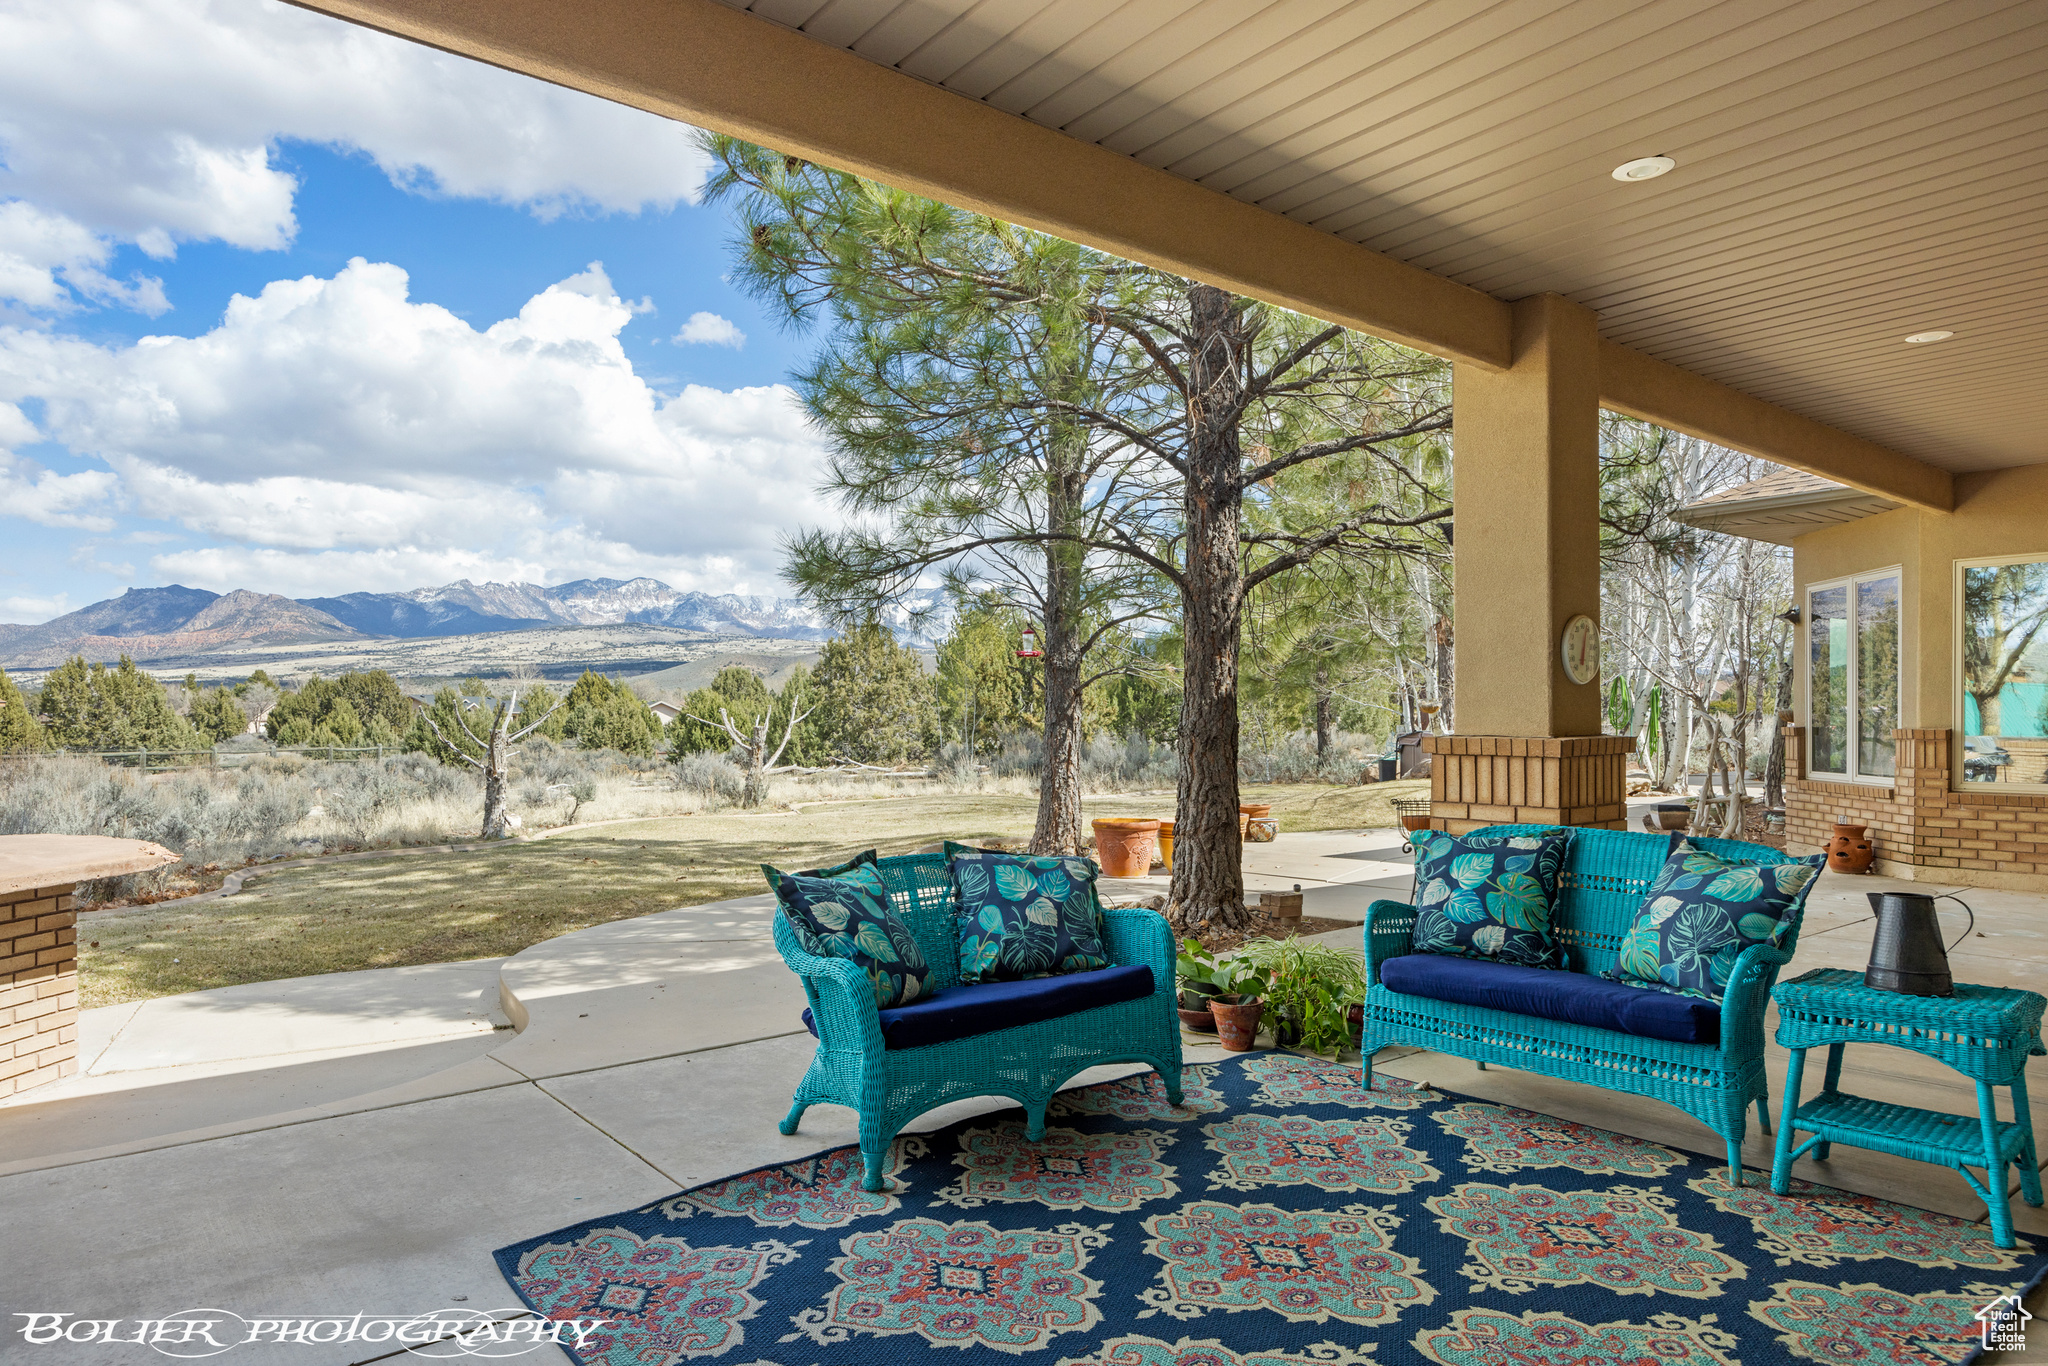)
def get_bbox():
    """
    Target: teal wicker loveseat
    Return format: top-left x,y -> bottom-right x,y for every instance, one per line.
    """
773,850 -> 1182,1191
1360,823 -> 1815,1185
